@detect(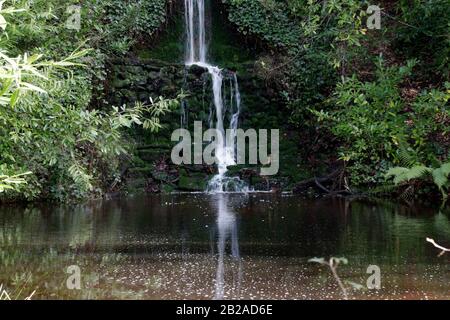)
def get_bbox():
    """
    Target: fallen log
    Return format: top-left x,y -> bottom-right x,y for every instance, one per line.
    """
293,168 -> 351,195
